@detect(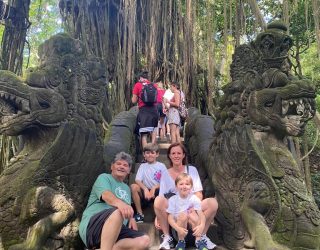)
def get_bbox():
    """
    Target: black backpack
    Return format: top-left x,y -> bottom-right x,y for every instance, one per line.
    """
140,82 -> 158,106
